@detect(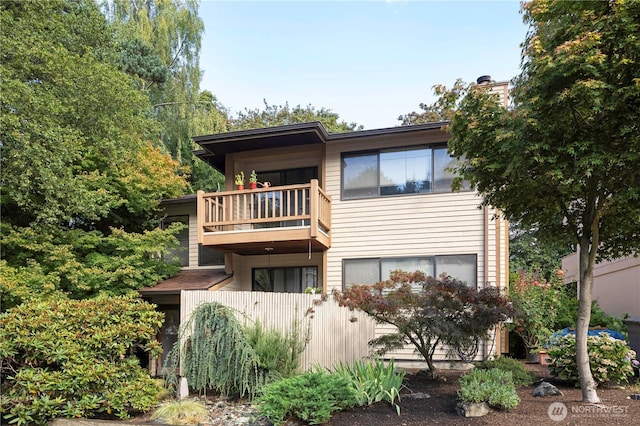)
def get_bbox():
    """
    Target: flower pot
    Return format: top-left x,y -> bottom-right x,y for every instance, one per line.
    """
249,182 -> 257,189
538,350 -> 550,366
237,184 -> 244,190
